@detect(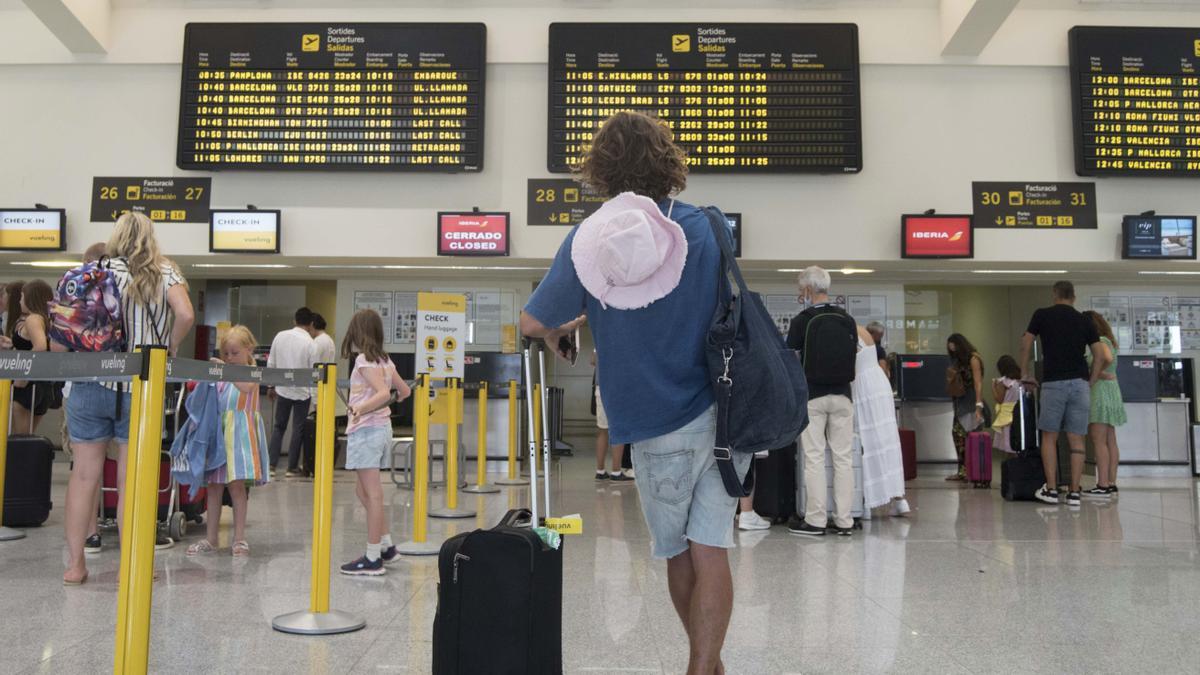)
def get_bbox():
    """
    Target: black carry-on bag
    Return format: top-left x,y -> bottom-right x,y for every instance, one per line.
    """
3,384 -> 56,528
433,343 -> 564,675
1001,388 -> 1045,502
